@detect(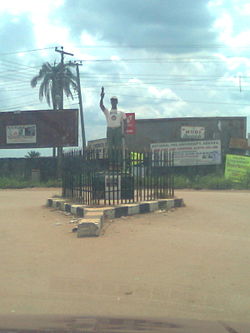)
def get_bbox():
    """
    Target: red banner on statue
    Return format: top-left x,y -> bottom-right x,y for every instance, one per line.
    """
125,113 -> 136,134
